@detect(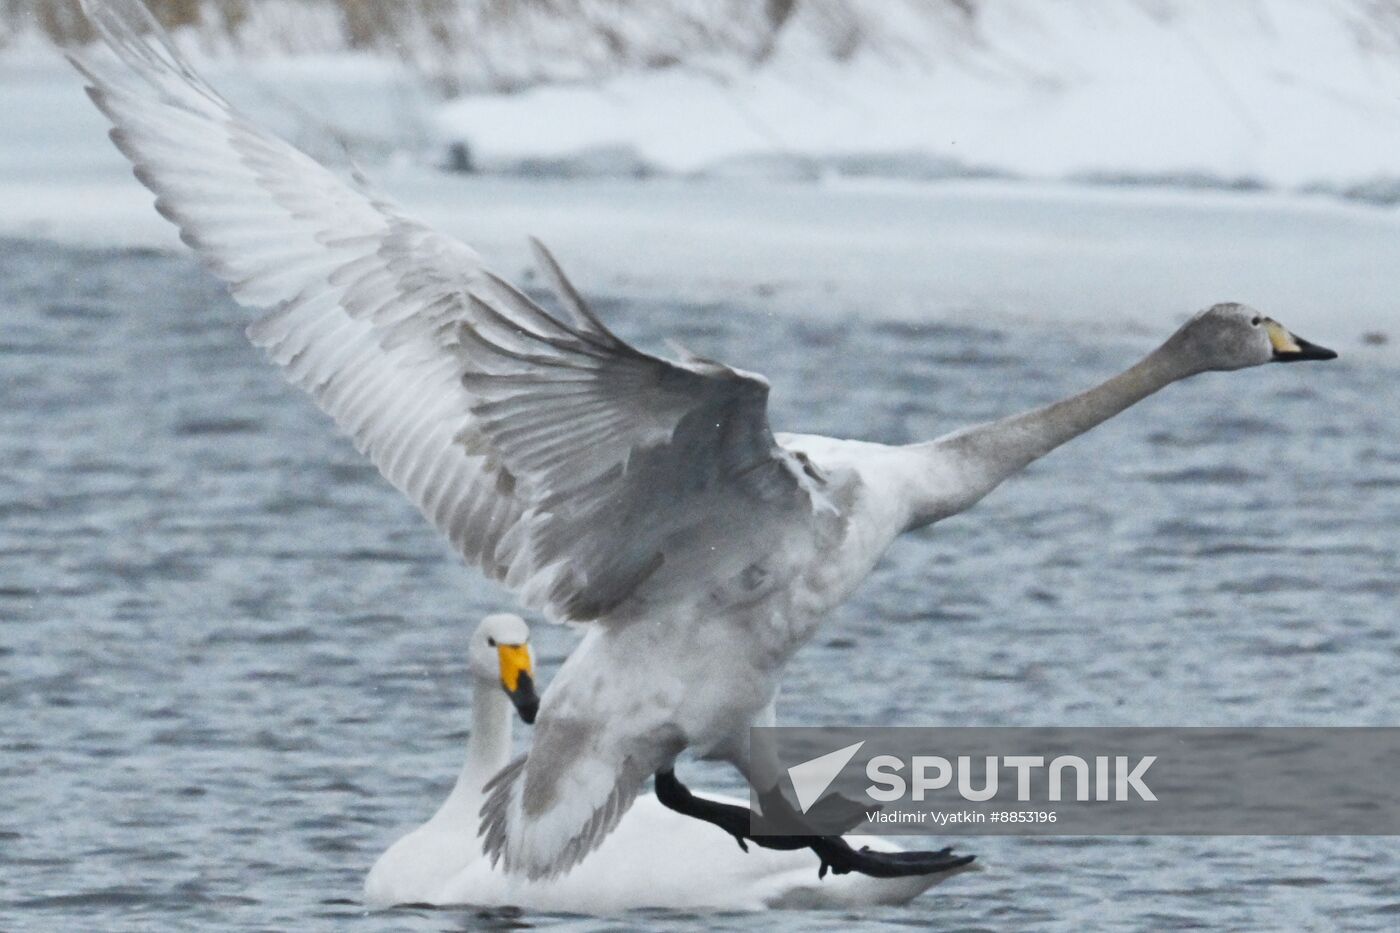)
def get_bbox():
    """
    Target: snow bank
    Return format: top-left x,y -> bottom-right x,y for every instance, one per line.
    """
9,1 -> 1400,195
435,0 -> 1400,196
